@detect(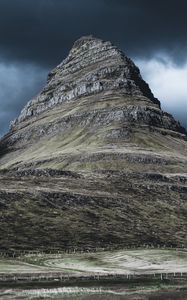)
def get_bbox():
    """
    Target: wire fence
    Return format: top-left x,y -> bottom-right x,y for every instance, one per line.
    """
0,272 -> 187,284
